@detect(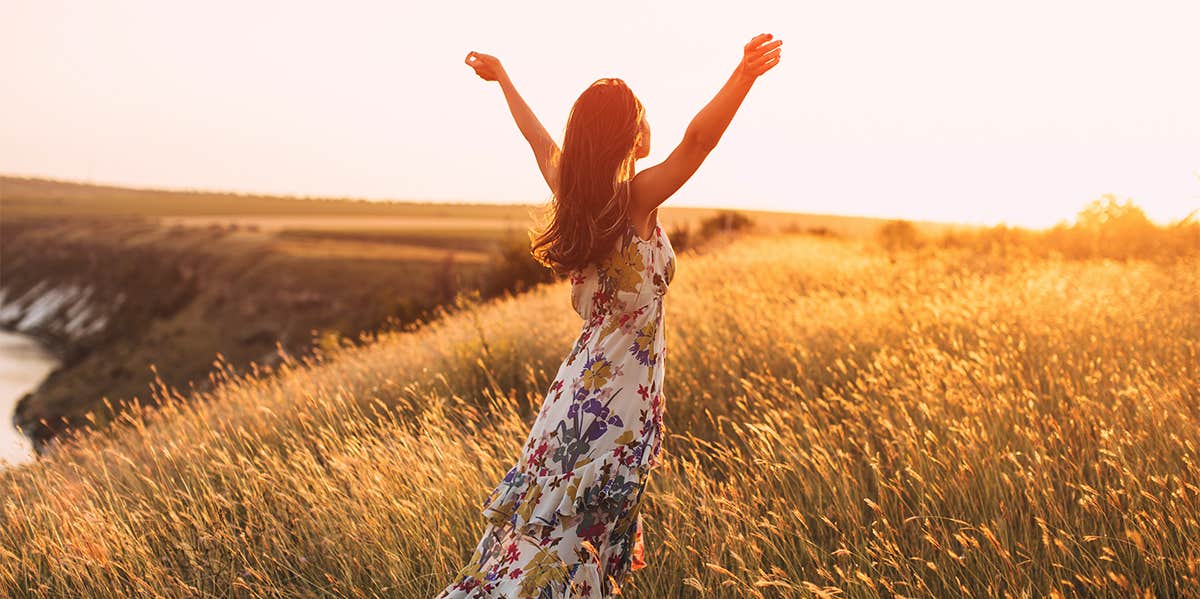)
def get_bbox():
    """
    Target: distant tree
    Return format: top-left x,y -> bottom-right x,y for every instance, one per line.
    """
936,195 -> 1195,261
698,210 -> 756,238
876,219 -> 922,252
1074,194 -> 1153,230
1072,194 -> 1158,258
